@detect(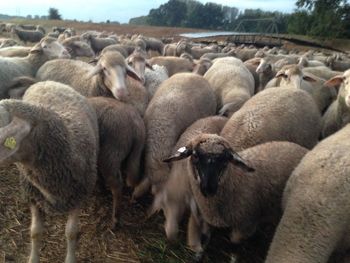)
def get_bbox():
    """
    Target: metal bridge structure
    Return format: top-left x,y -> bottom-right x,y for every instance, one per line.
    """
230,18 -> 282,46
